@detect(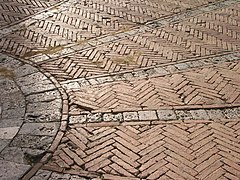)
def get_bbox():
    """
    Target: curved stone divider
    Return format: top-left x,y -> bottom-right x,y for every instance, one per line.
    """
68,106 -> 240,125
18,62 -> 69,179
0,53 -> 68,179
60,51 -> 240,89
